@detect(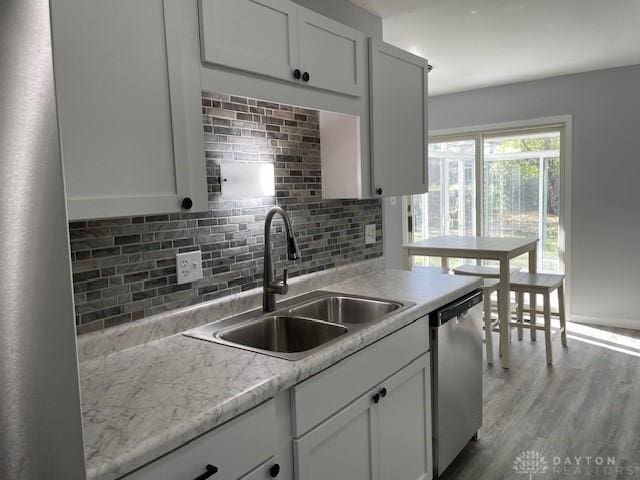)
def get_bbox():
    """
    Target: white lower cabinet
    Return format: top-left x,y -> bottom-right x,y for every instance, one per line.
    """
294,354 -> 432,480
294,389 -> 379,480
239,457 -> 280,480
378,355 -> 432,480
122,322 -> 432,480
124,400 -> 278,480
